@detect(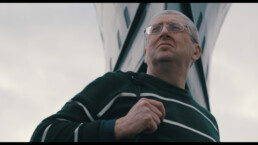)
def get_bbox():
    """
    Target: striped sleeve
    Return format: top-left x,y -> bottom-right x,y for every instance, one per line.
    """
30,71 -> 128,142
30,99 -> 103,142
